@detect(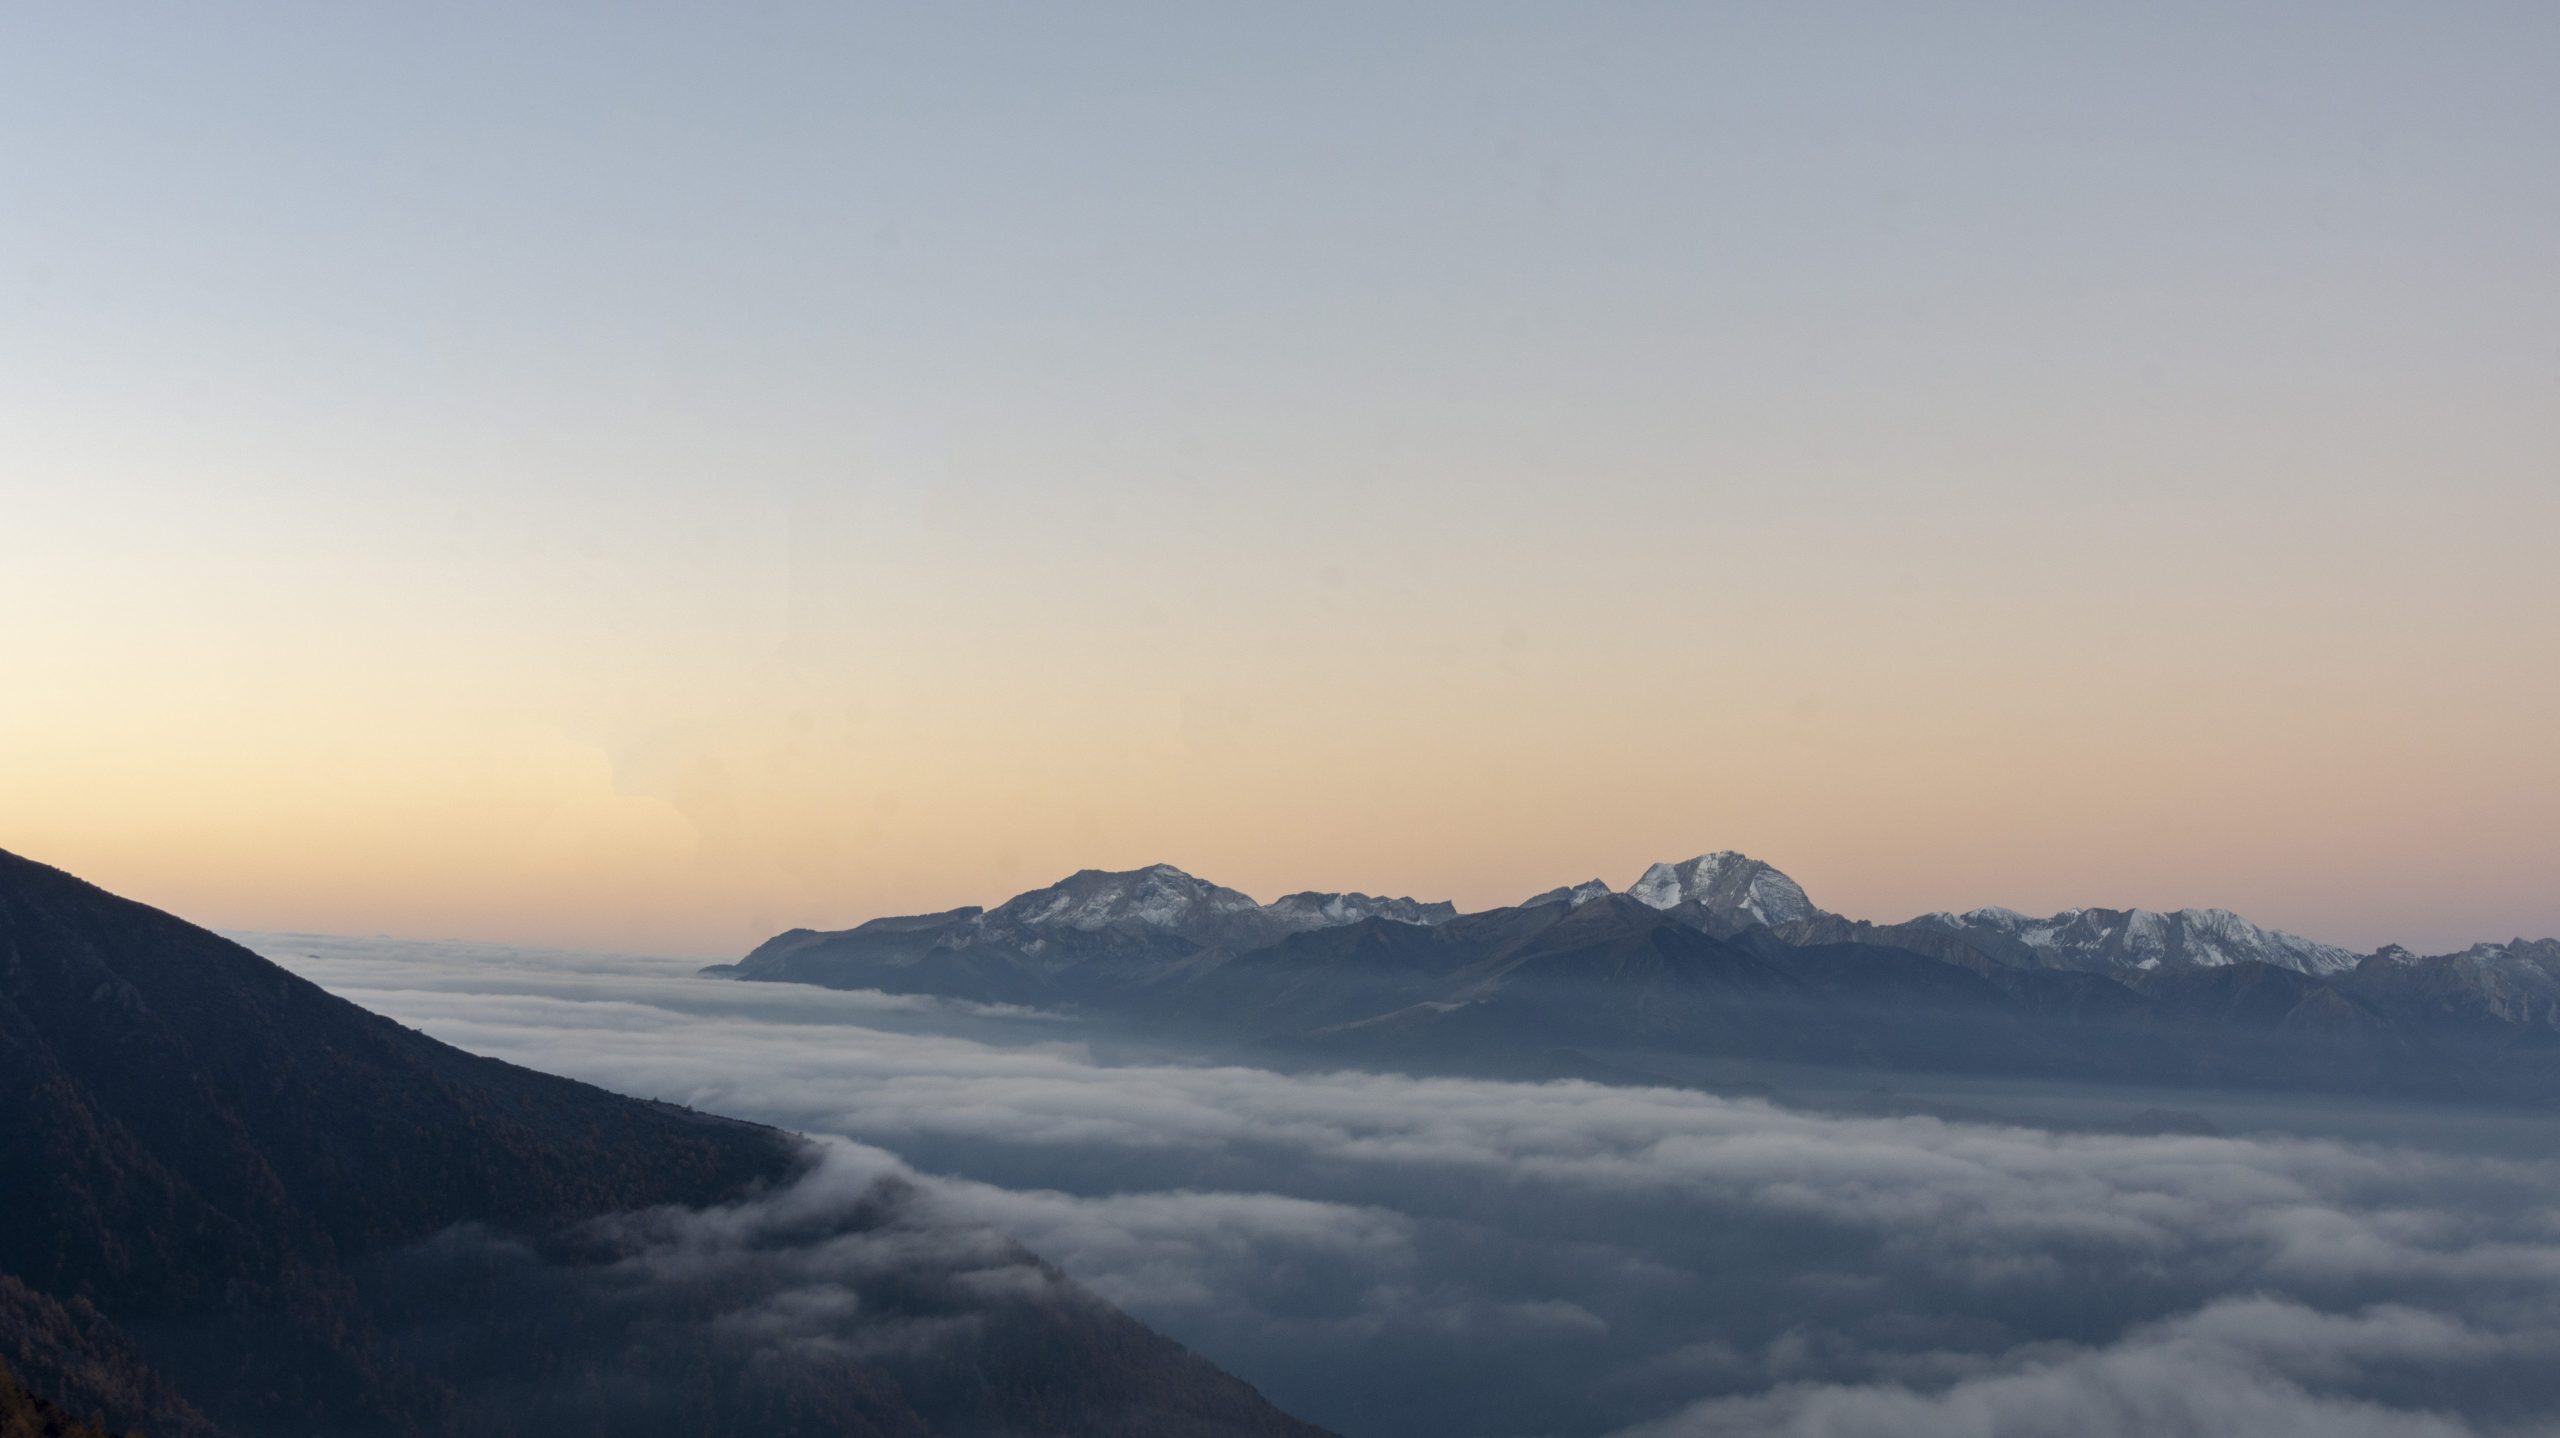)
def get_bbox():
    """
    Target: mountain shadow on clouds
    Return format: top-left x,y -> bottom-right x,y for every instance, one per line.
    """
0,848 -> 1331,1437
